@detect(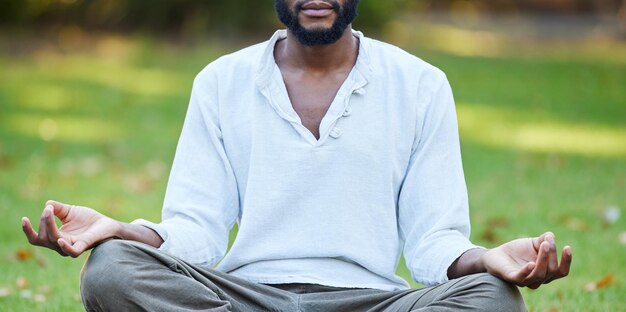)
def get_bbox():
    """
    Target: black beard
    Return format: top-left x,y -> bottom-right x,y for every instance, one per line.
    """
275,0 -> 359,46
